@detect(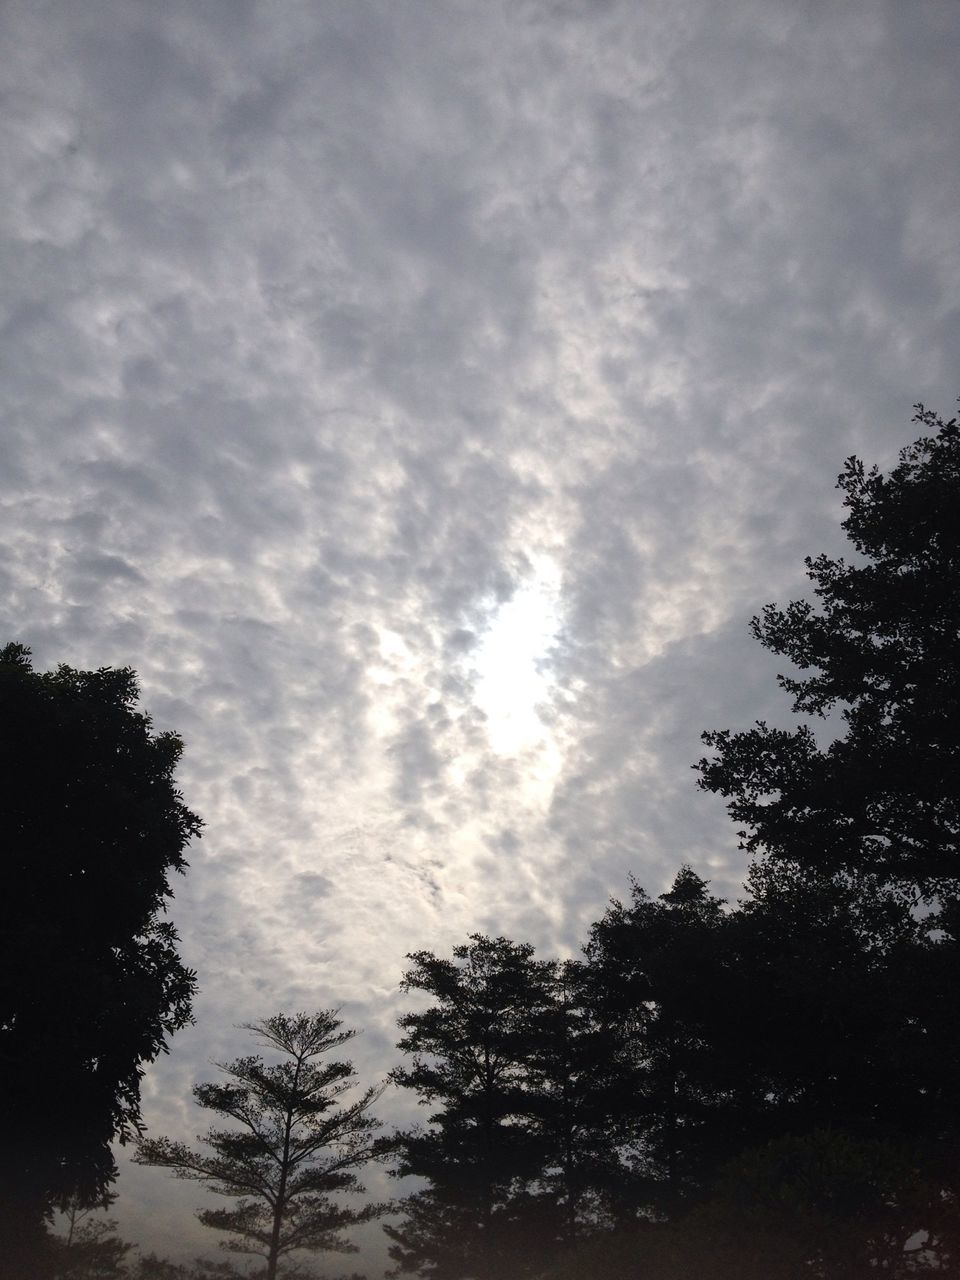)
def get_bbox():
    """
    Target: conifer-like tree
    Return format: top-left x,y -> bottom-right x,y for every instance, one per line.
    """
387,937 -> 557,1280
388,937 -> 629,1277
136,1013 -> 386,1280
